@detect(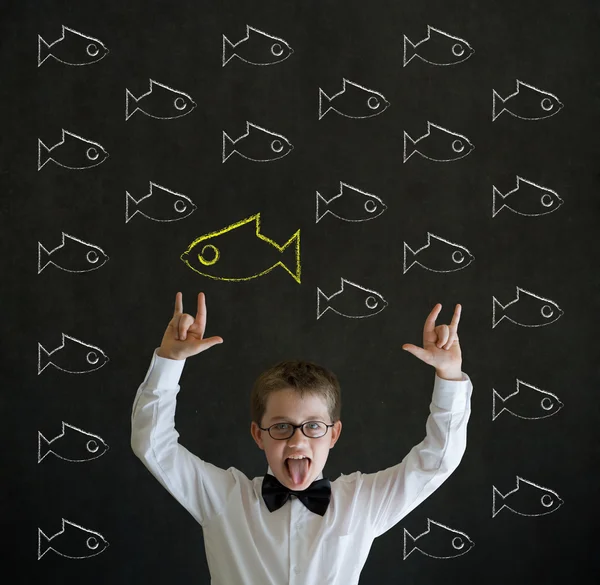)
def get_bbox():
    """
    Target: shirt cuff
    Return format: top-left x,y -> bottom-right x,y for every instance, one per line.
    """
432,371 -> 471,411
143,347 -> 187,390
